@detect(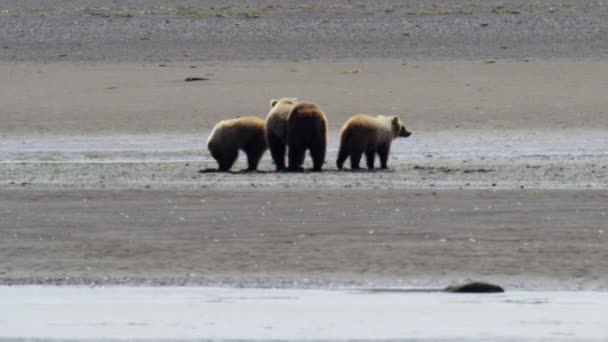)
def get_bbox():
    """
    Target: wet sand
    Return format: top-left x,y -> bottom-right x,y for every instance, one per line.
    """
1,189 -> 607,289
2,129 -> 607,191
